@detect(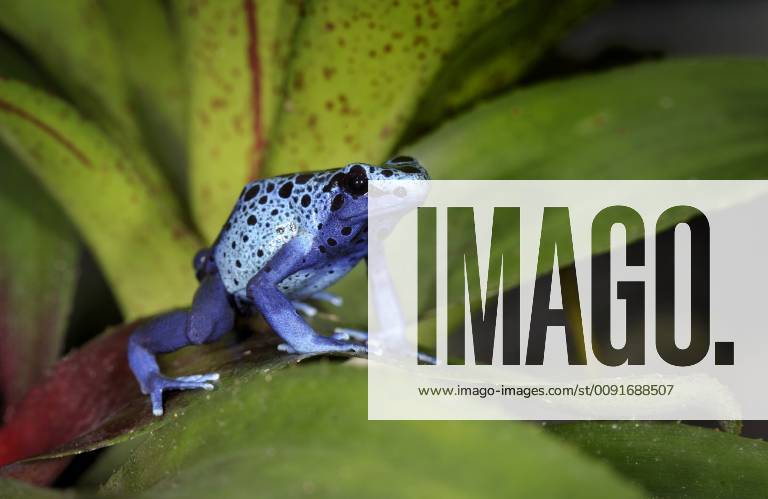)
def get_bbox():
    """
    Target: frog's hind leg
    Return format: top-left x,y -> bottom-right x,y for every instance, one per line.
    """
128,271 -> 234,416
